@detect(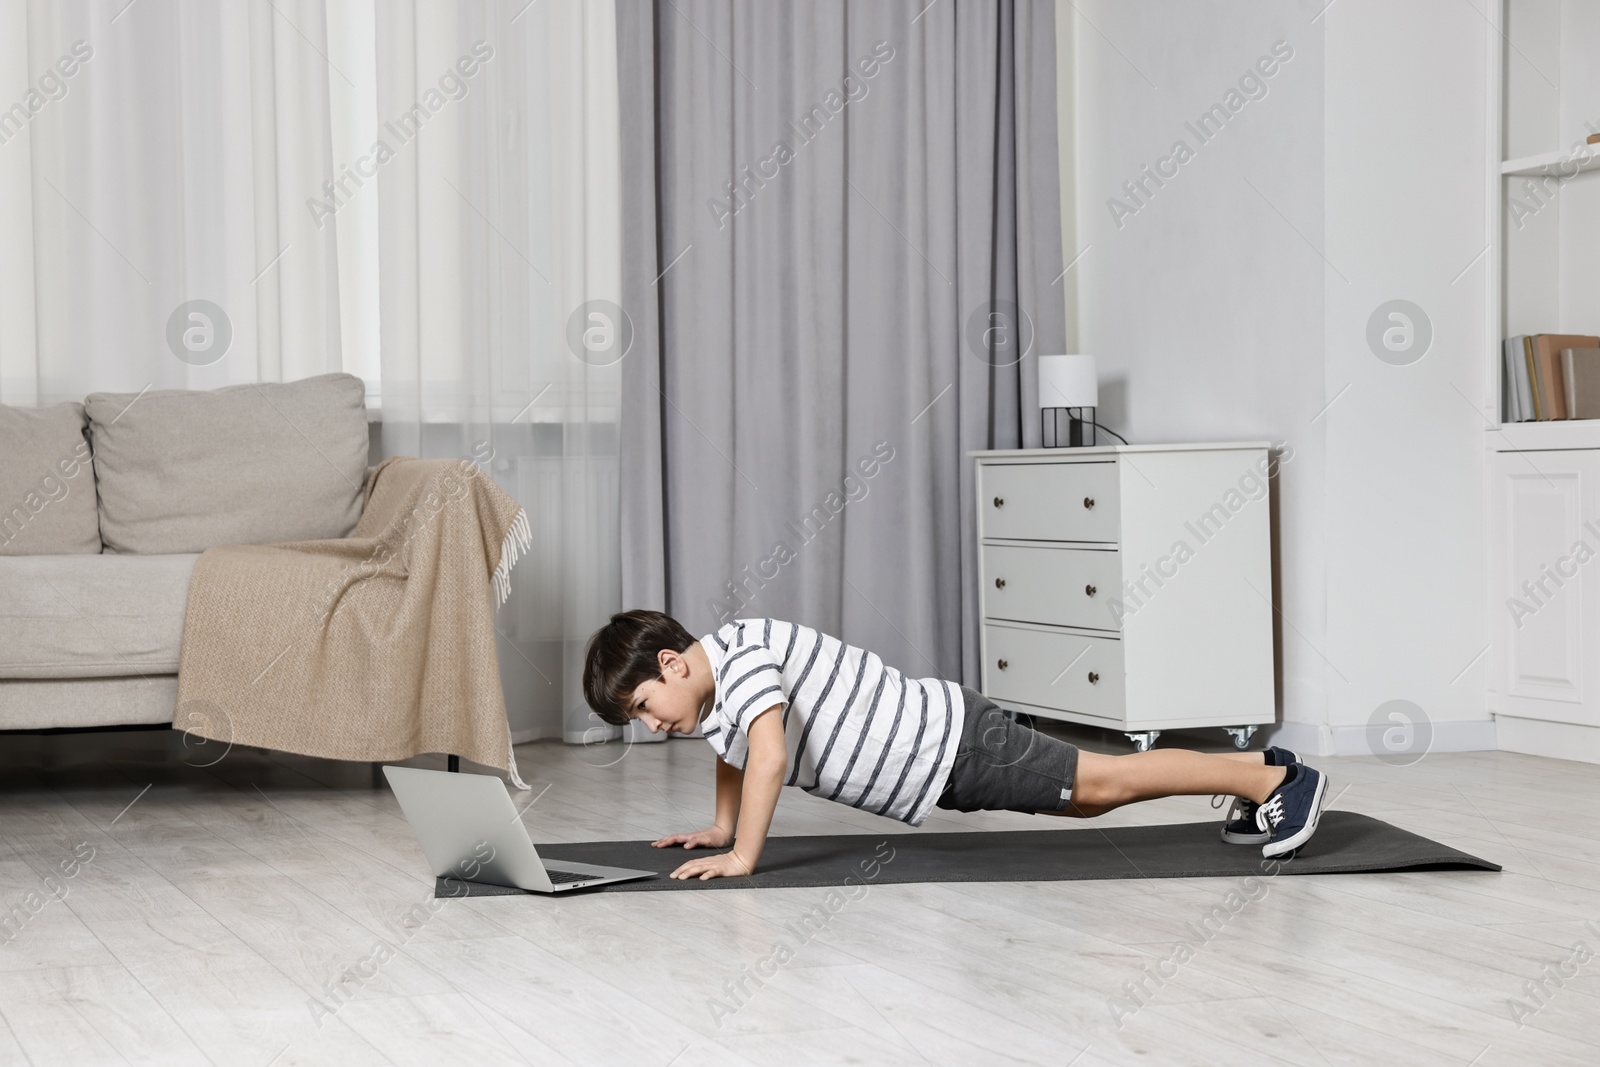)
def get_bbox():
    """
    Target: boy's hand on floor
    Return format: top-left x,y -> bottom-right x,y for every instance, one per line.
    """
669,850 -> 753,881
651,826 -> 733,850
